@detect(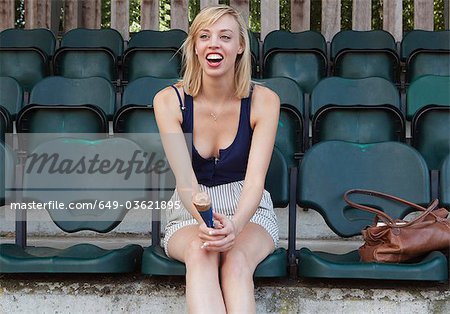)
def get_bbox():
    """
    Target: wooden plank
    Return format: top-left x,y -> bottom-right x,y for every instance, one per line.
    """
0,0 -> 15,30
25,0 -> 51,29
170,0 -> 188,31
321,0 -> 340,41
291,0 -> 310,32
383,0 -> 402,42
414,0 -> 434,30
111,0 -> 130,40
261,0 -> 279,39
82,0 -> 102,29
200,0 -> 219,9
230,0 -> 249,25
141,0 -> 160,30
352,0 -> 371,30
64,0 -> 82,31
